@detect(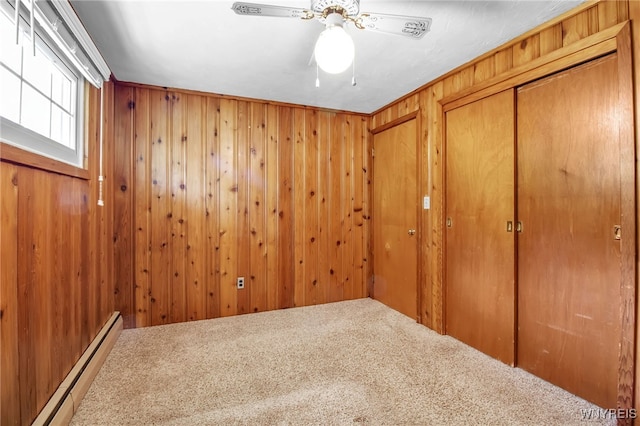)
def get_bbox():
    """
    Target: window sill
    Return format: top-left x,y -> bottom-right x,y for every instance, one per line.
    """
0,142 -> 89,180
